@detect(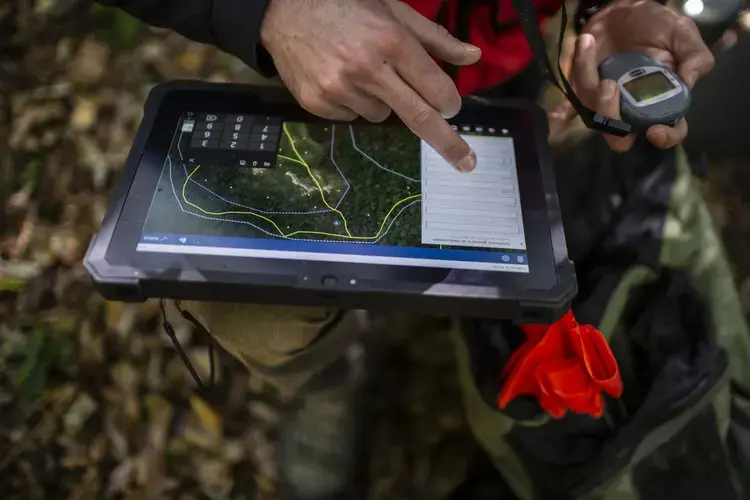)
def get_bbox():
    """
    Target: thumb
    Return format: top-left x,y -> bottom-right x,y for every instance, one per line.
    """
387,0 -> 482,66
598,79 -> 635,152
